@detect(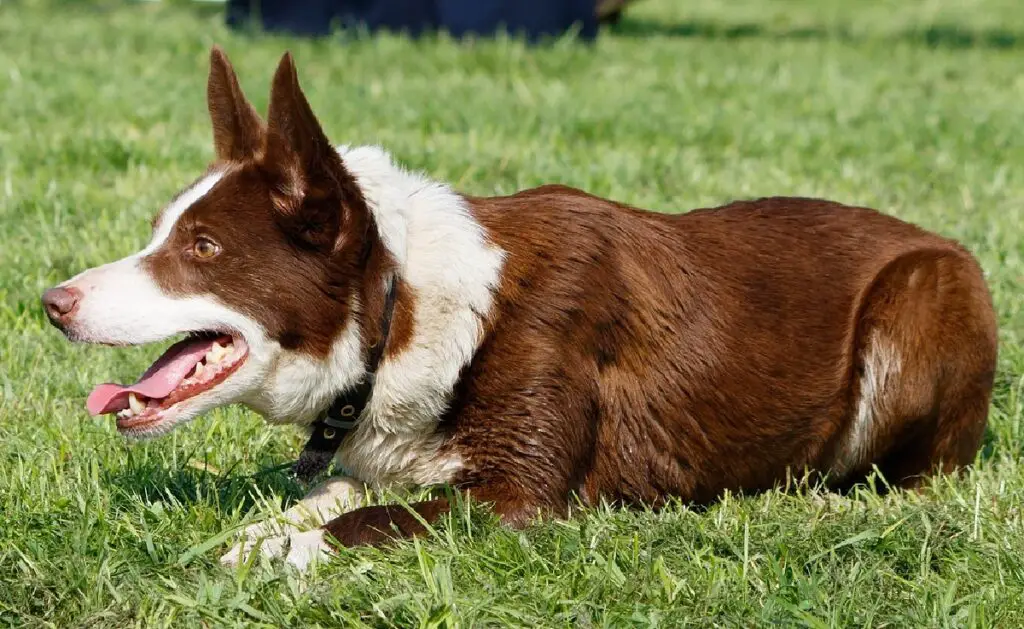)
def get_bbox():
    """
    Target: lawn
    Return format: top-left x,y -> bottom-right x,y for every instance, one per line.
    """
2,0 -> 1024,626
